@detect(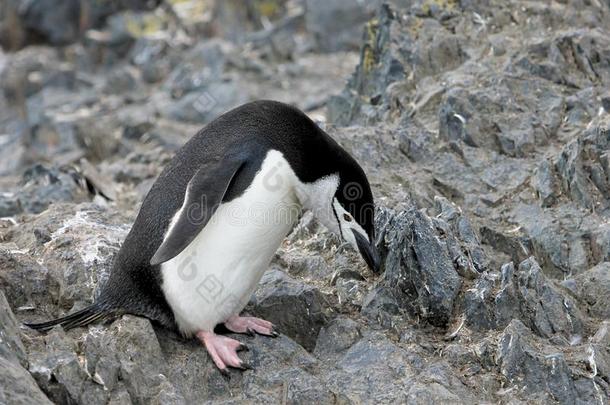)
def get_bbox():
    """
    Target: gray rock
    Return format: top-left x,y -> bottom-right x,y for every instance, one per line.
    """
211,0 -> 289,43
1,202 -> 129,314
163,41 -> 227,98
305,0 -> 376,52
26,316 -> 183,405
156,327 -> 333,403
28,327 -> 109,404
552,116 -> 610,211
160,81 -> 248,125
495,258 -> 586,340
513,29 -> 610,88
479,226 -> 532,266
327,4 -> 404,125
461,275 -> 497,330
1,0 -> 159,48
84,316 -> 184,404
497,319 -> 609,403
16,0 -> 81,46
250,269 -> 333,351
129,37 -> 176,83
0,356 -> 53,405
532,160 -> 560,207
376,205 -> 462,327
433,196 -> 489,276
16,164 -> 93,214
572,262 -> 610,319
313,317 -> 361,360
0,290 -> 27,367
361,285 -> 401,327
0,247 -> 59,311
